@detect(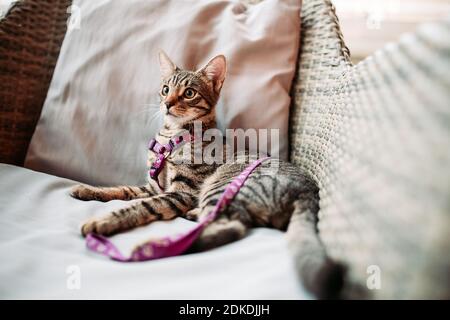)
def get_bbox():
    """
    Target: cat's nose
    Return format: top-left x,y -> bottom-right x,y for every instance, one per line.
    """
165,101 -> 175,109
